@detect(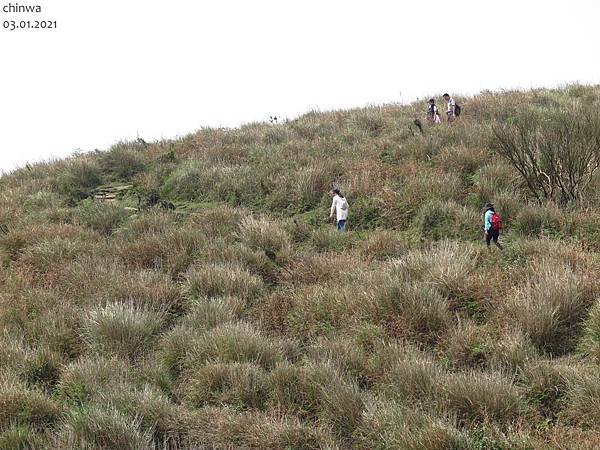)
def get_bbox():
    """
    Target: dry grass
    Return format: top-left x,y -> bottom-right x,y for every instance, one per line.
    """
82,302 -> 166,360
185,262 -> 265,301
52,405 -> 153,450
357,399 -> 464,450
178,362 -> 271,410
0,376 -> 62,431
182,322 -> 287,370
564,372 -> 600,428
1,85 -> 600,448
578,299 -> 600,362
500,259 -> 597,354
438,370 -> 526,426
268,360 -> 364,437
